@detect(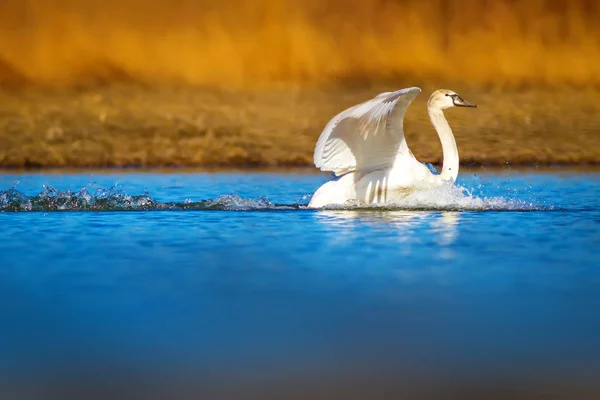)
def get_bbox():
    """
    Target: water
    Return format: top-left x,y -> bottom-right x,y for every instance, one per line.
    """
0,168 -> 599,399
